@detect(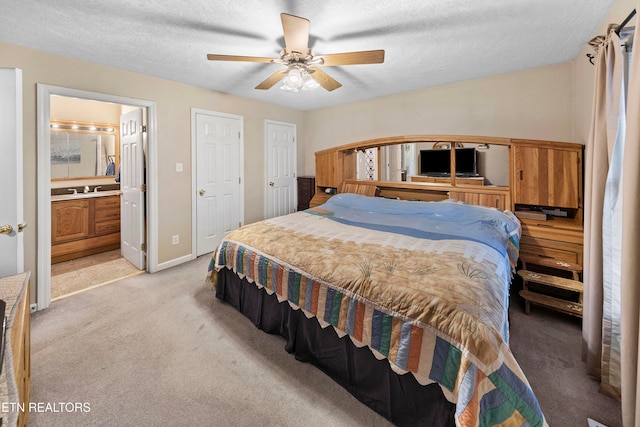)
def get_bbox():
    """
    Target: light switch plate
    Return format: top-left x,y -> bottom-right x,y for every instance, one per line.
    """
176,162 -> 183,172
